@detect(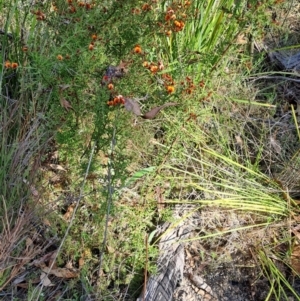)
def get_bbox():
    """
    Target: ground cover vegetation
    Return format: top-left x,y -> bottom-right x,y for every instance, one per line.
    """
1,0 -> 300,300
